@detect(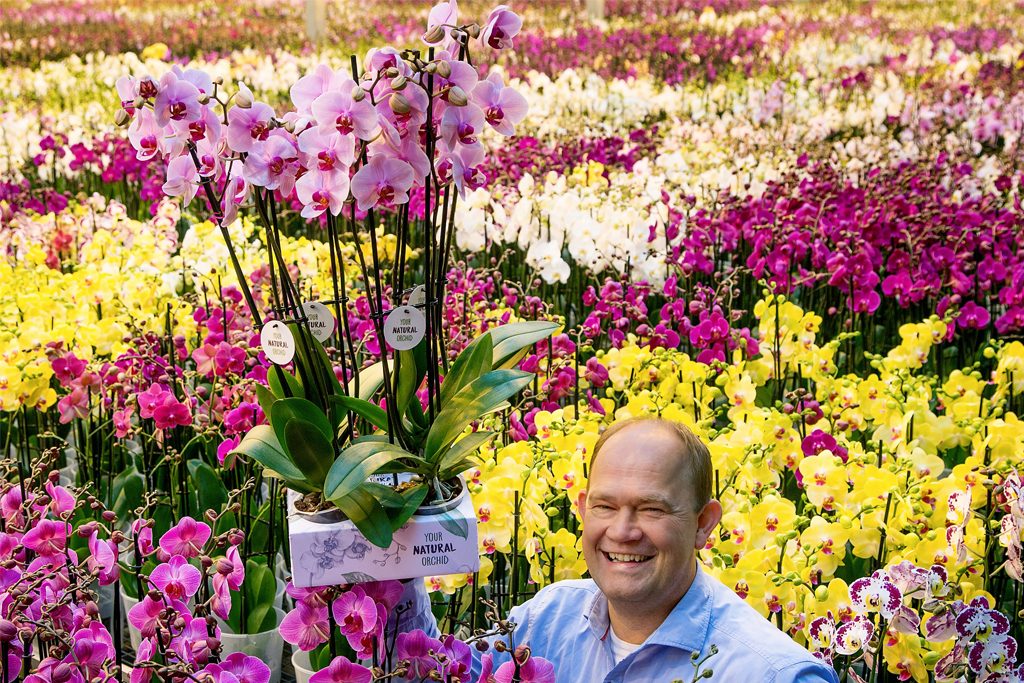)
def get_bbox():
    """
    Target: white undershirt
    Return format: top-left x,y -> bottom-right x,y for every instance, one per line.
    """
609,626 -> 643,663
